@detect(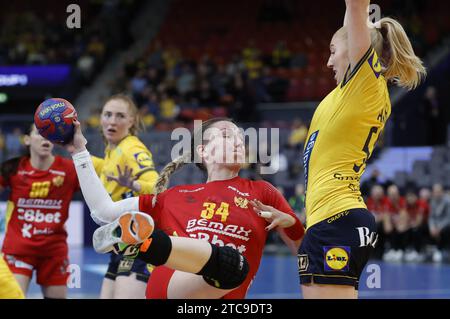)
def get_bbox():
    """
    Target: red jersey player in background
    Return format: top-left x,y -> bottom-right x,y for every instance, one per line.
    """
68,117 -> 304,298
0,125 -> 79,298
